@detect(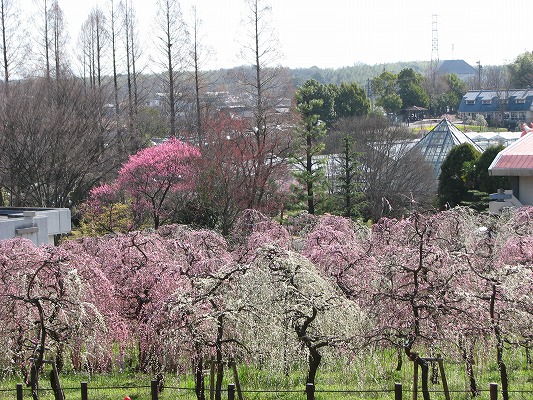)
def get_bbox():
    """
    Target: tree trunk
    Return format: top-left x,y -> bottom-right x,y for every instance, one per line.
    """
396,347 -> 403,371
29,300 -> 47,400
193,351 -> 205,400
49,362 -> 65,400
459,337 -> 478,397
306,346 -> 322,385
417,357 -> 431,400
215,315 -> 224,400
306,134 -> 314,215
30,362 -> 40,400
490,283 -> 508,400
